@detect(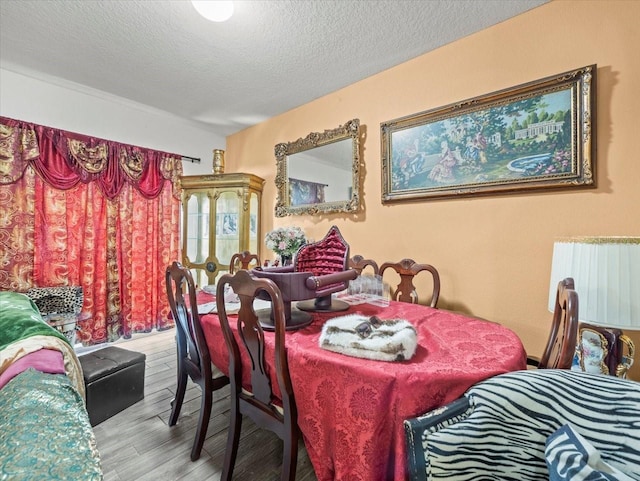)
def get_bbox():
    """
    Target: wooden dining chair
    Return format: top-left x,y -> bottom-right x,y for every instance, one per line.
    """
216,269 -> 299,481
379,258 -> 441,307
229,250 -> 260,274
527,277 -> 579,370
349,254 -> 379,276
165,261 -> 230,461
